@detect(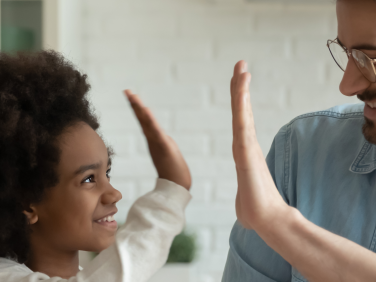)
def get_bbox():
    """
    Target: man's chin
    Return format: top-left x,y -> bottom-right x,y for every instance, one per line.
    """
362,117 -> 376,144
